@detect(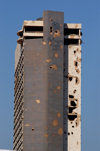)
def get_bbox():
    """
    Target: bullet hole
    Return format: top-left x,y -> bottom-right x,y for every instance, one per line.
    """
75,77 -> 79,84
71,132 -> 73,135
68,132 -> 70,135
72,125 -> 74,128
71,122 -> 73,124
50,27 -> 53,34
54,30 -> 60,37
74,61 -> 78,67
76,122 -> 78,126
69,95 -> 74,99
68,114 -> 77,121
32,128 -> 34,131
69,76 -> 73,81
74,50 -> 76,54
49,65 -> 57,70
73,89 -> 76,93
76,69 -> 80,73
